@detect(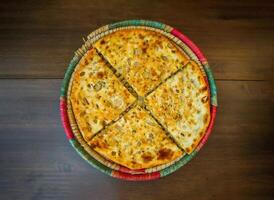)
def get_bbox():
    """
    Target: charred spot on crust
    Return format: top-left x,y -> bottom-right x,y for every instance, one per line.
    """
161,55 -> 168,61
151,69 -> 157,76
83,58 -> 89,65
90,140 -> 108,149
142,47 -> 147,53
157,148 -> 174,160
201,96 -> 208,103
142,154 -> 153,163
187,102 -> 192,108
174,113 -> 182,120
82,97 -> 89,105
138,34 -> 145,39
87,83 -> 92,88
155,40 -> 163,48
200,86 -> 208,93
95,81 -> 106,91
203,113 -> 209,124
97,72 -> 105,79
100,39 -> 106,45
101,120 -> 107,127
79,71 -> 85,76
